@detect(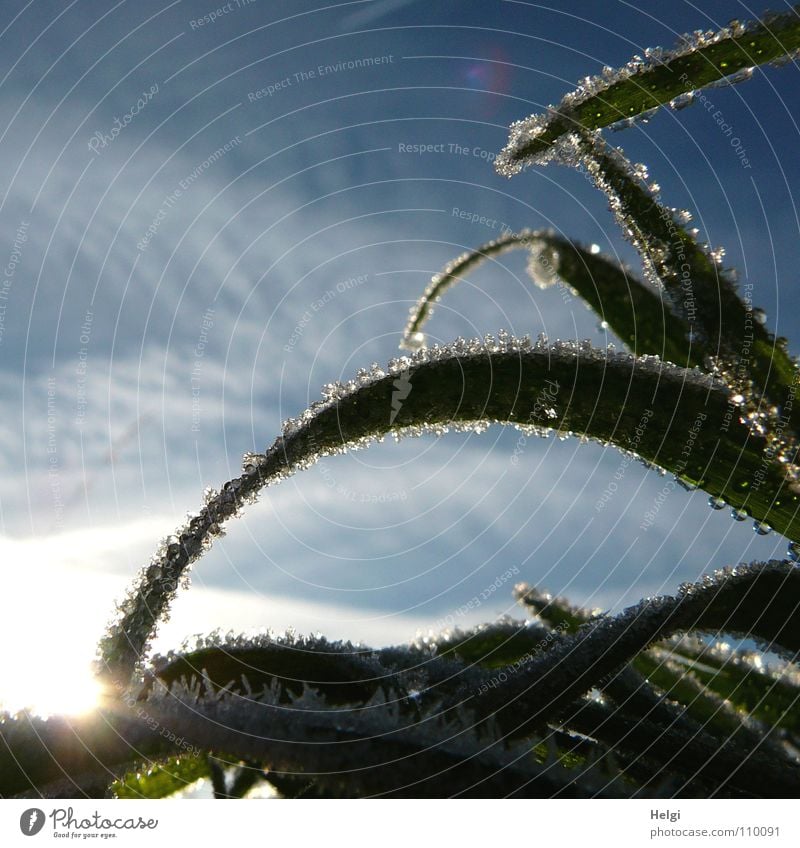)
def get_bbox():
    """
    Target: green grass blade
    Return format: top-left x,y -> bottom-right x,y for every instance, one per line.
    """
98,339 -> 800,687
426,619 -> 565,668
652,637 -> 800,736
565,698 -> 798,798
0,711 -> 181,798
468,561 -> 800,734
569,133 -> 797,400
130,684 -> 631,798
633,651 -> 770,744
401,230 -> 530,350
147,635 -> 385,706
514,582 -> 596,632
402,230 -> 702,367
513,580 -> 791,752
496,8 -> 800,172
112,754 -> 209,799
